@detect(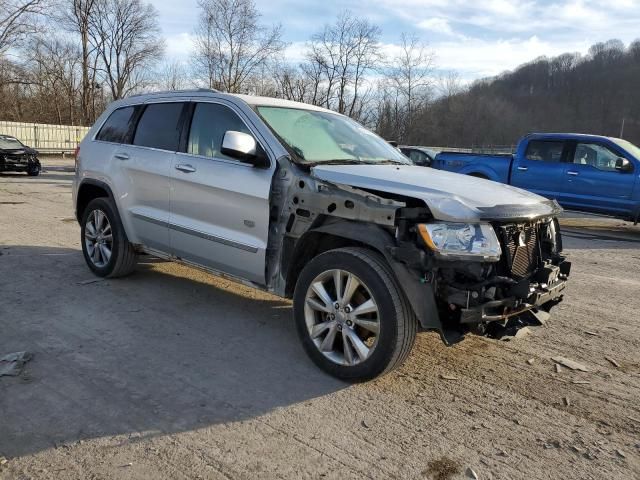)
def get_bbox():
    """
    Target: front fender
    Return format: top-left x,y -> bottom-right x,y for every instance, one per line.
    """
301,220 -> 444,335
